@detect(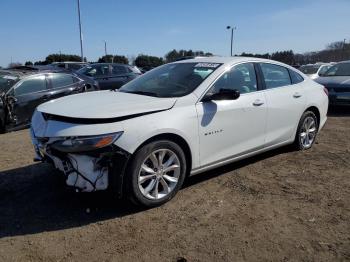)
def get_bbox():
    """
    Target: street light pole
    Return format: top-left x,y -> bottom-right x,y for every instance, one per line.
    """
226,26 -> 236,56
104,40 -> 107,56
77,0 -> 84,62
